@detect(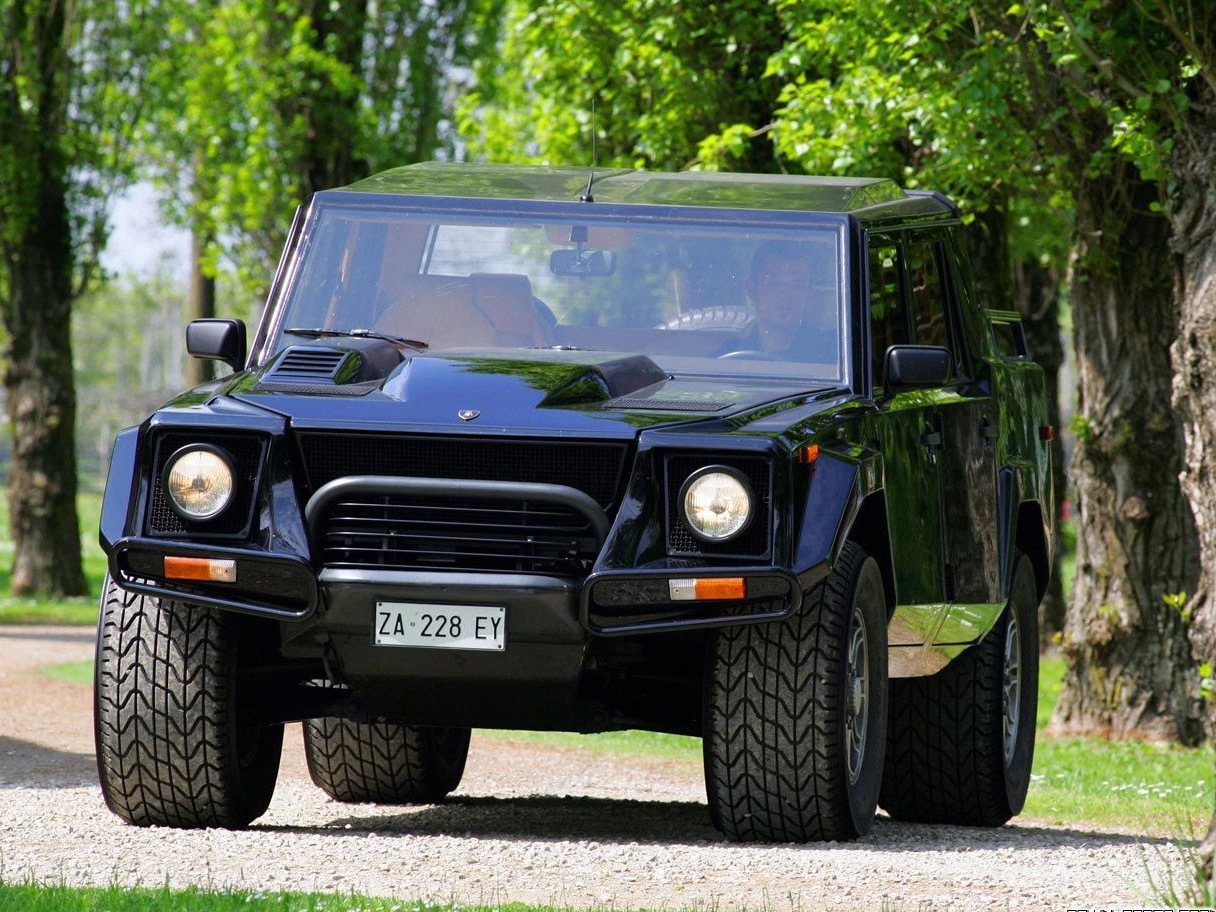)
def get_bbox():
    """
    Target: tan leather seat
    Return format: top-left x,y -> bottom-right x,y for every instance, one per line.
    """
470,273 -> 551,347
374,275 -> 497,349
